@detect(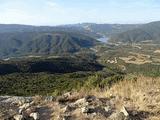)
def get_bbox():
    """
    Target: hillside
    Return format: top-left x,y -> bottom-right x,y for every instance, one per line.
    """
0,32 -> 99,58
76,23 -> 141,36
109,21 -> 160,43
0,23 -> 141,37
